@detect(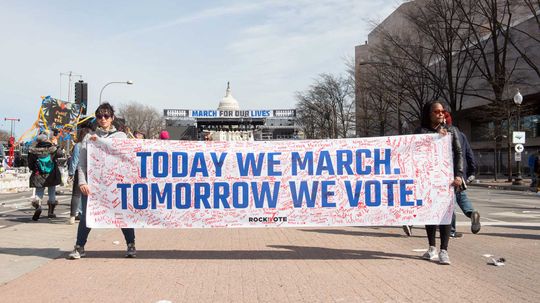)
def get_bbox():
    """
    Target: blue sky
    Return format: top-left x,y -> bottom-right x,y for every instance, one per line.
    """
0,0 -> 398,136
